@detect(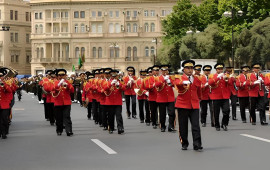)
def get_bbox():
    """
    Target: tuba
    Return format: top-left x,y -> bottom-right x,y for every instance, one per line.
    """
0,66 -> 18,78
